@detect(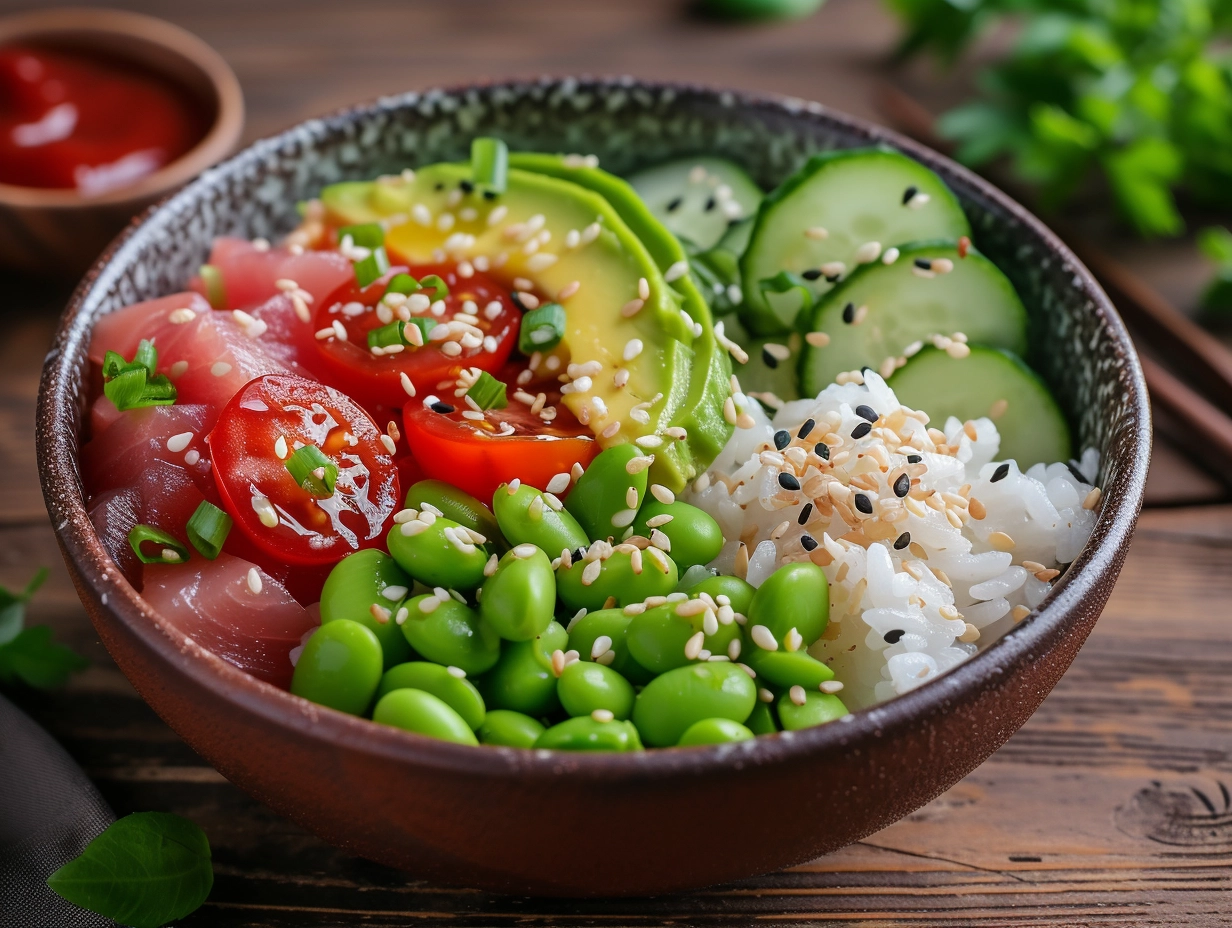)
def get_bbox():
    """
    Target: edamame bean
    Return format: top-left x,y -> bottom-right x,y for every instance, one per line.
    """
534,715 -> 643,752
372,688 -> 478,745
400,595 -> 501,675
320,549 -> 413,669
557,660 -> 635,720
493,482 -> 589,553
478,710 -> 545,748
625,600 -> 742,675
777,690 -> 849,731
290,620 -> 383,716
378,661 -> 486,730
745,700 -> 780,735
742,648 -> 834,689
387,512 -> 489,591
632,662 -> 757,747
479,545 -> 555,641
565,445 -> 647,542
677,717 -> 754,746
566,609 -> 654,685
747,562 -> 829,646
406,479 -> 506,550
689,575 -> 756,616
478,620 -> 567,716
629,501 -> 723,572
556,546 -> 678,612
